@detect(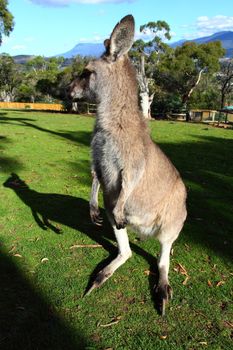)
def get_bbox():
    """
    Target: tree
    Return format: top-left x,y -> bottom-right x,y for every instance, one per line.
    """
25,56 -> 64,102
16,83 -> 37,103
155,41 -> 225,119
130,20 -> 171,119
189,74 -> 220,110
0,0 -> 14,44
217,59 -> 233,109
0,54 -> 22,101
42,55 -> 89,110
